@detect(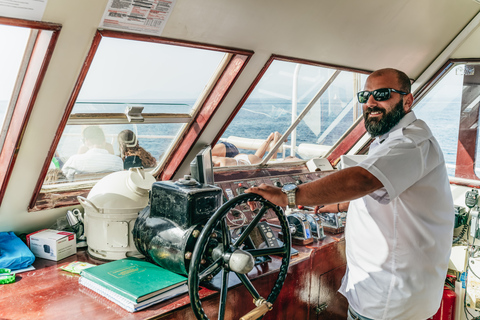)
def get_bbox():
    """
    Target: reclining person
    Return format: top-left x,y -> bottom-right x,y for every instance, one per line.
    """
212,132 -> 282,167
